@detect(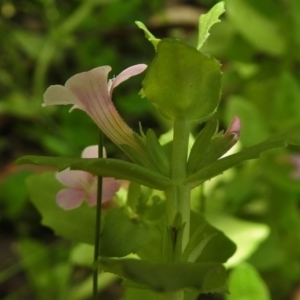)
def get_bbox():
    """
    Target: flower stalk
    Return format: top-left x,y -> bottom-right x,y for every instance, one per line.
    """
93,131 -> 103,299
